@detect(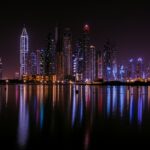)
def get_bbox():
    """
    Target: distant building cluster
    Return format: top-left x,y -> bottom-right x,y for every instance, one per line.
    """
19,25 -> 150,83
